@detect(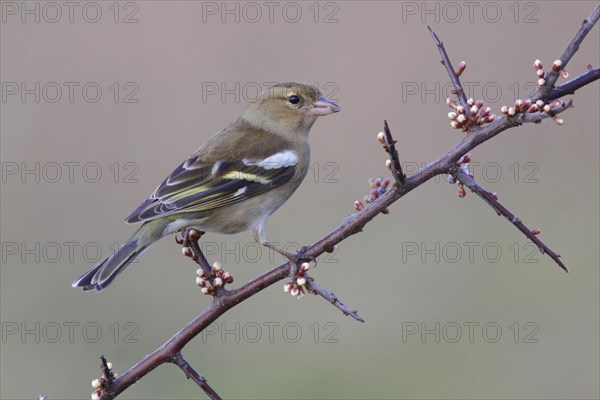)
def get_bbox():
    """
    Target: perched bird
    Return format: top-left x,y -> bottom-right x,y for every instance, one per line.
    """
72,82 -> 340,291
